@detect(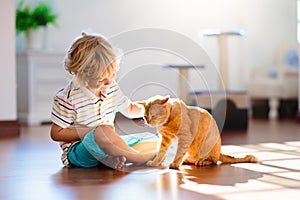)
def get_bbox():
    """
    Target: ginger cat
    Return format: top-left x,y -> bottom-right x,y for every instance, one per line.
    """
139,95 -> 257,169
